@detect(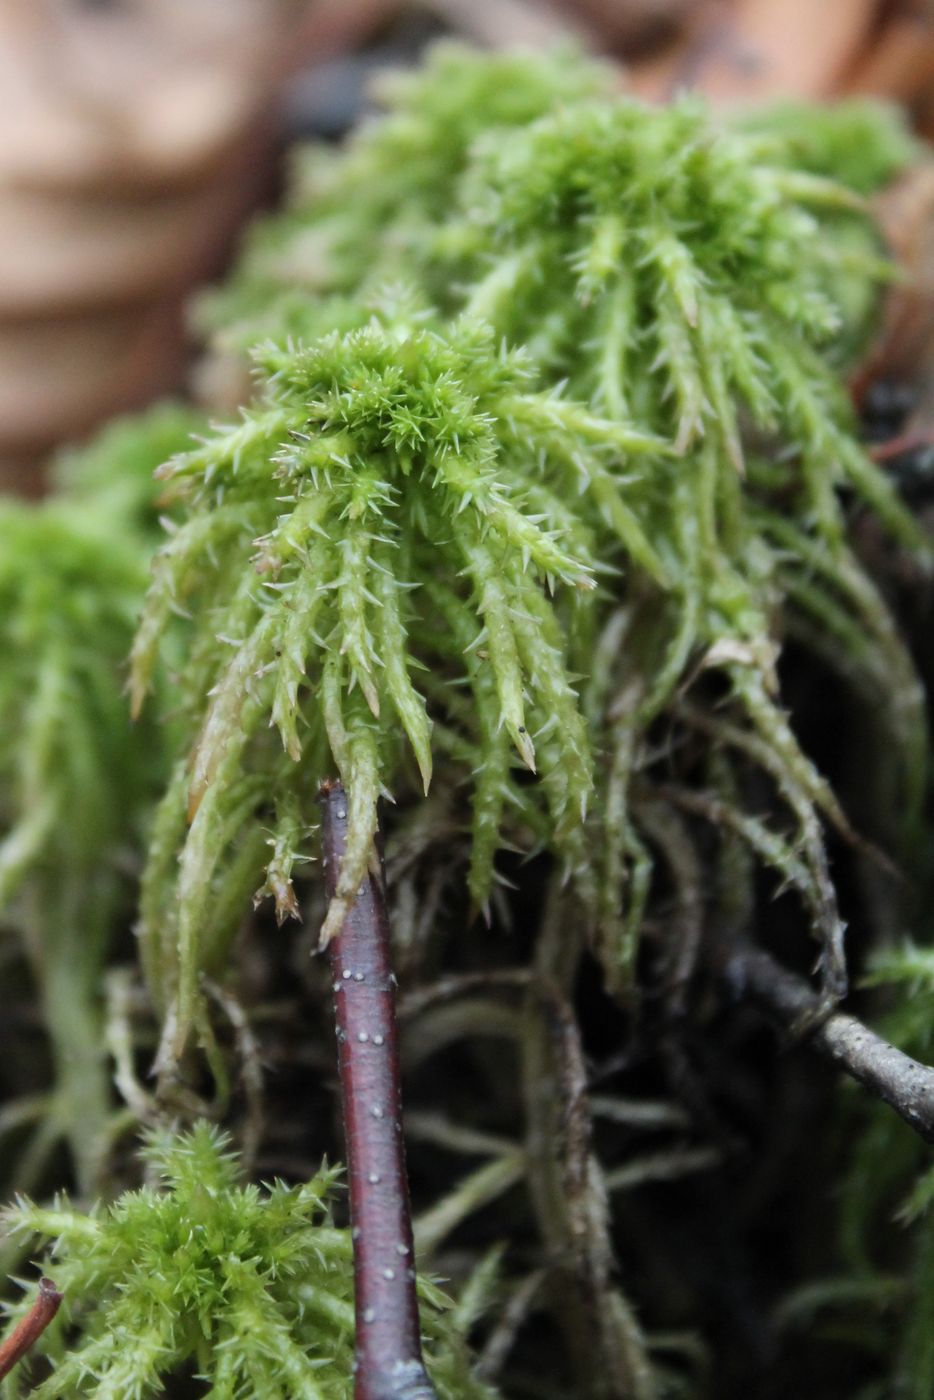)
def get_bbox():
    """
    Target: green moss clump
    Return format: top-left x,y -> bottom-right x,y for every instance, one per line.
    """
0,406 -> 200,1191
199,43 -> 611,350
1,1122 -> 494,1400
